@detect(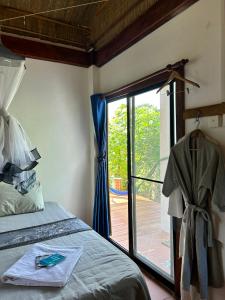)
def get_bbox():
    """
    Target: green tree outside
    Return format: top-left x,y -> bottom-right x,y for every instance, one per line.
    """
108,103 -> 161,200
